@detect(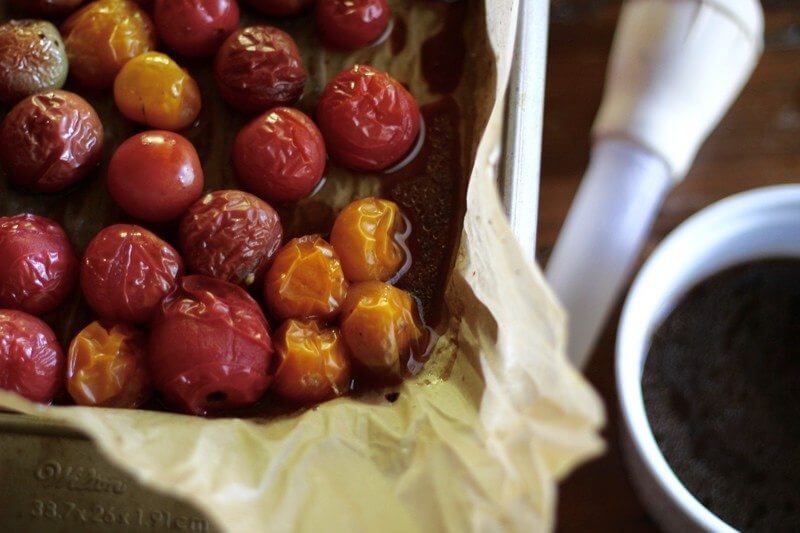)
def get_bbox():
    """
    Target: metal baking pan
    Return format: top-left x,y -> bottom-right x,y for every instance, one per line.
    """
0,1 -> 547,530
